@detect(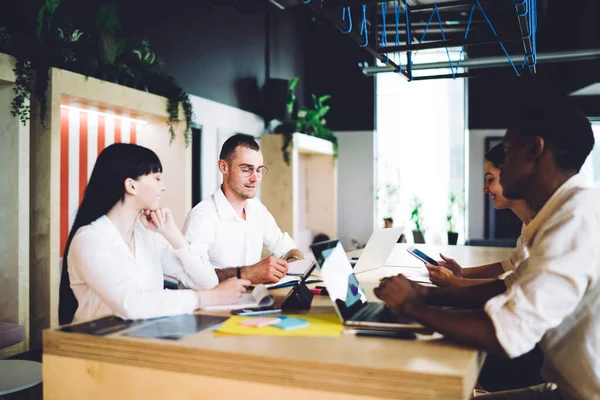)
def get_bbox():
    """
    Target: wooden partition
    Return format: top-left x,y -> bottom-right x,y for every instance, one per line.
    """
29,63 -> 191,348
261,133 -> 337,253
0,53 -> 30,357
